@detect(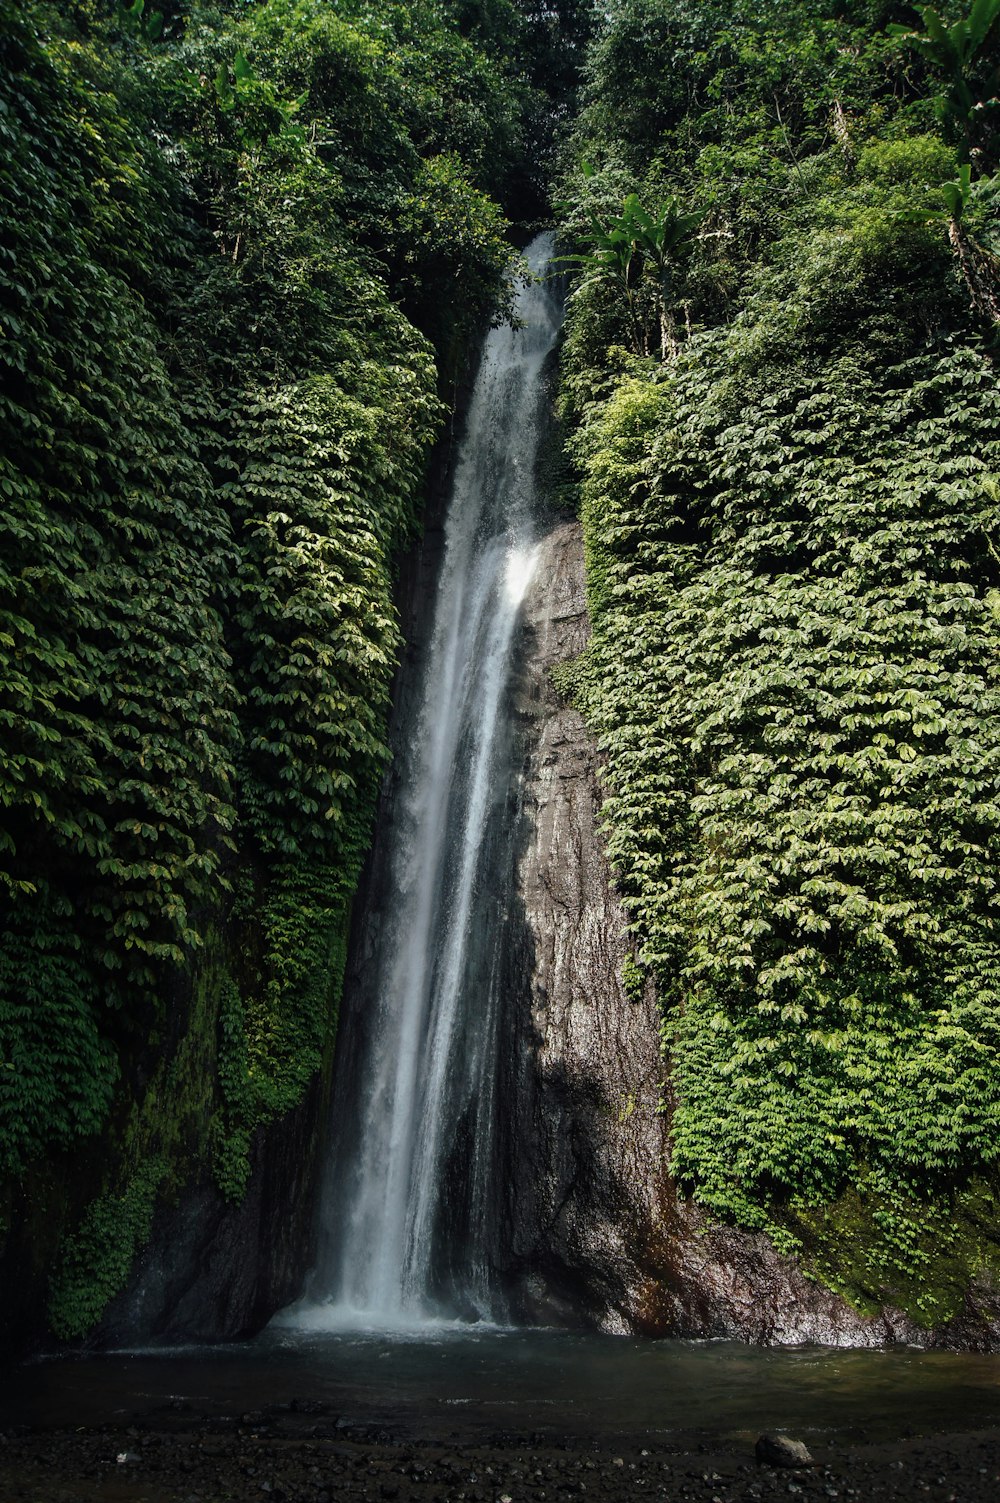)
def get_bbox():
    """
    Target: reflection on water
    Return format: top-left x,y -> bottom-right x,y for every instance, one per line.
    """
3,1327 -> 999,1443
